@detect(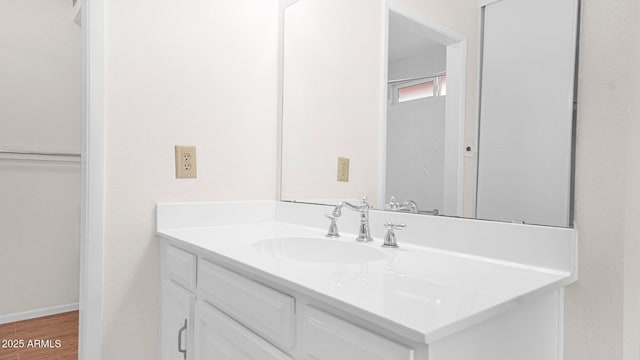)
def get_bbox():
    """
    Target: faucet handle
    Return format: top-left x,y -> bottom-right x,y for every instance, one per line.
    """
382,222 -> 405,248
325,213 -> 340,238
325,213 -> 338,220
384,222 -> 406,230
